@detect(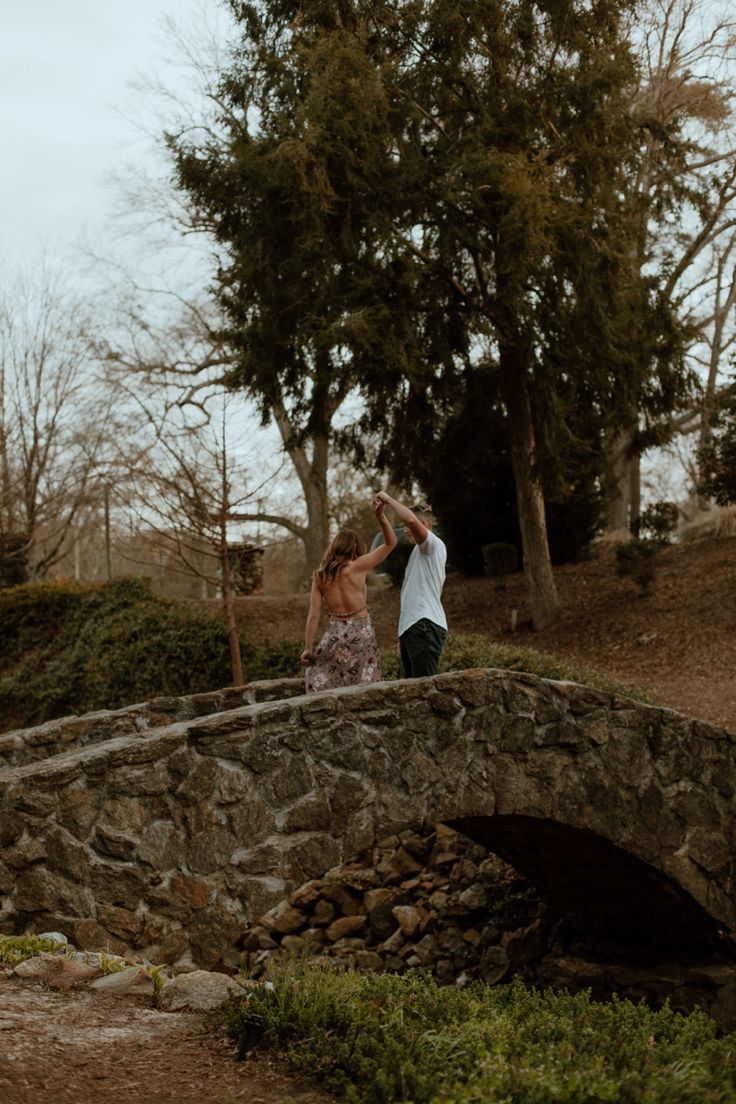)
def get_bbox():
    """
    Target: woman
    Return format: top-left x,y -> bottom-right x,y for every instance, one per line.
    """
301,498 -> 397,693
